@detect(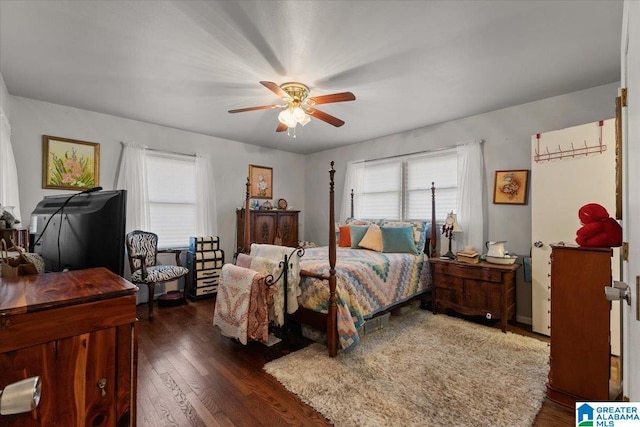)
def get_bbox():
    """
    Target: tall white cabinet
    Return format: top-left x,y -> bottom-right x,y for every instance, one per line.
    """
531,119 -> 620,355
